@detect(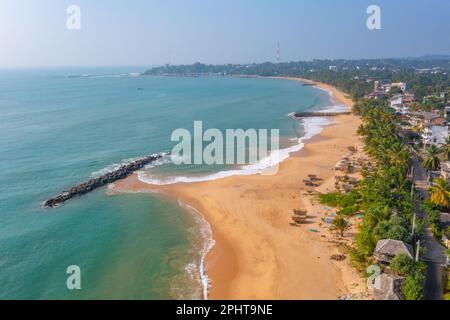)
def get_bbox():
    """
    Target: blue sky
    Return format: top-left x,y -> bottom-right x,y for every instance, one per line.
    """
0,0 -> 449,67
